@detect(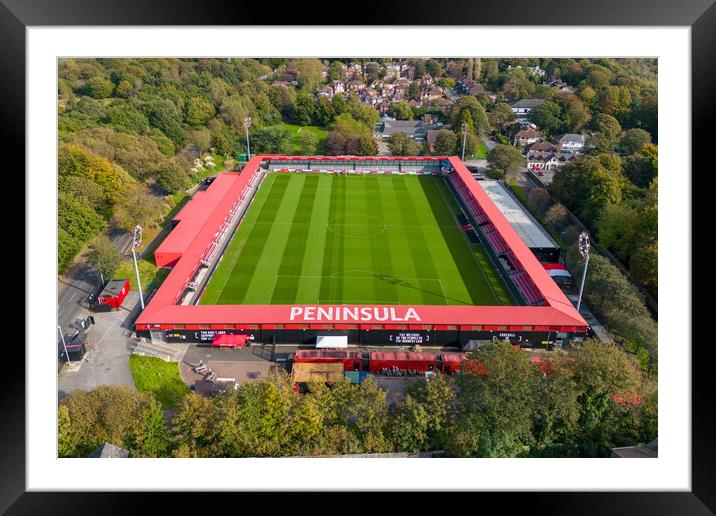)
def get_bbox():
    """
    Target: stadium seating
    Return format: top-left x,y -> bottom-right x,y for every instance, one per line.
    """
447,173 -> 544,306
